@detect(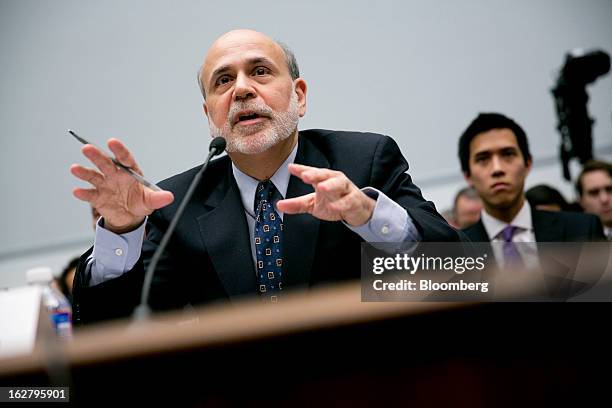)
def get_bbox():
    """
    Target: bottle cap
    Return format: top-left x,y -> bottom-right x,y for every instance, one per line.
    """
26,266 -> 54,284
